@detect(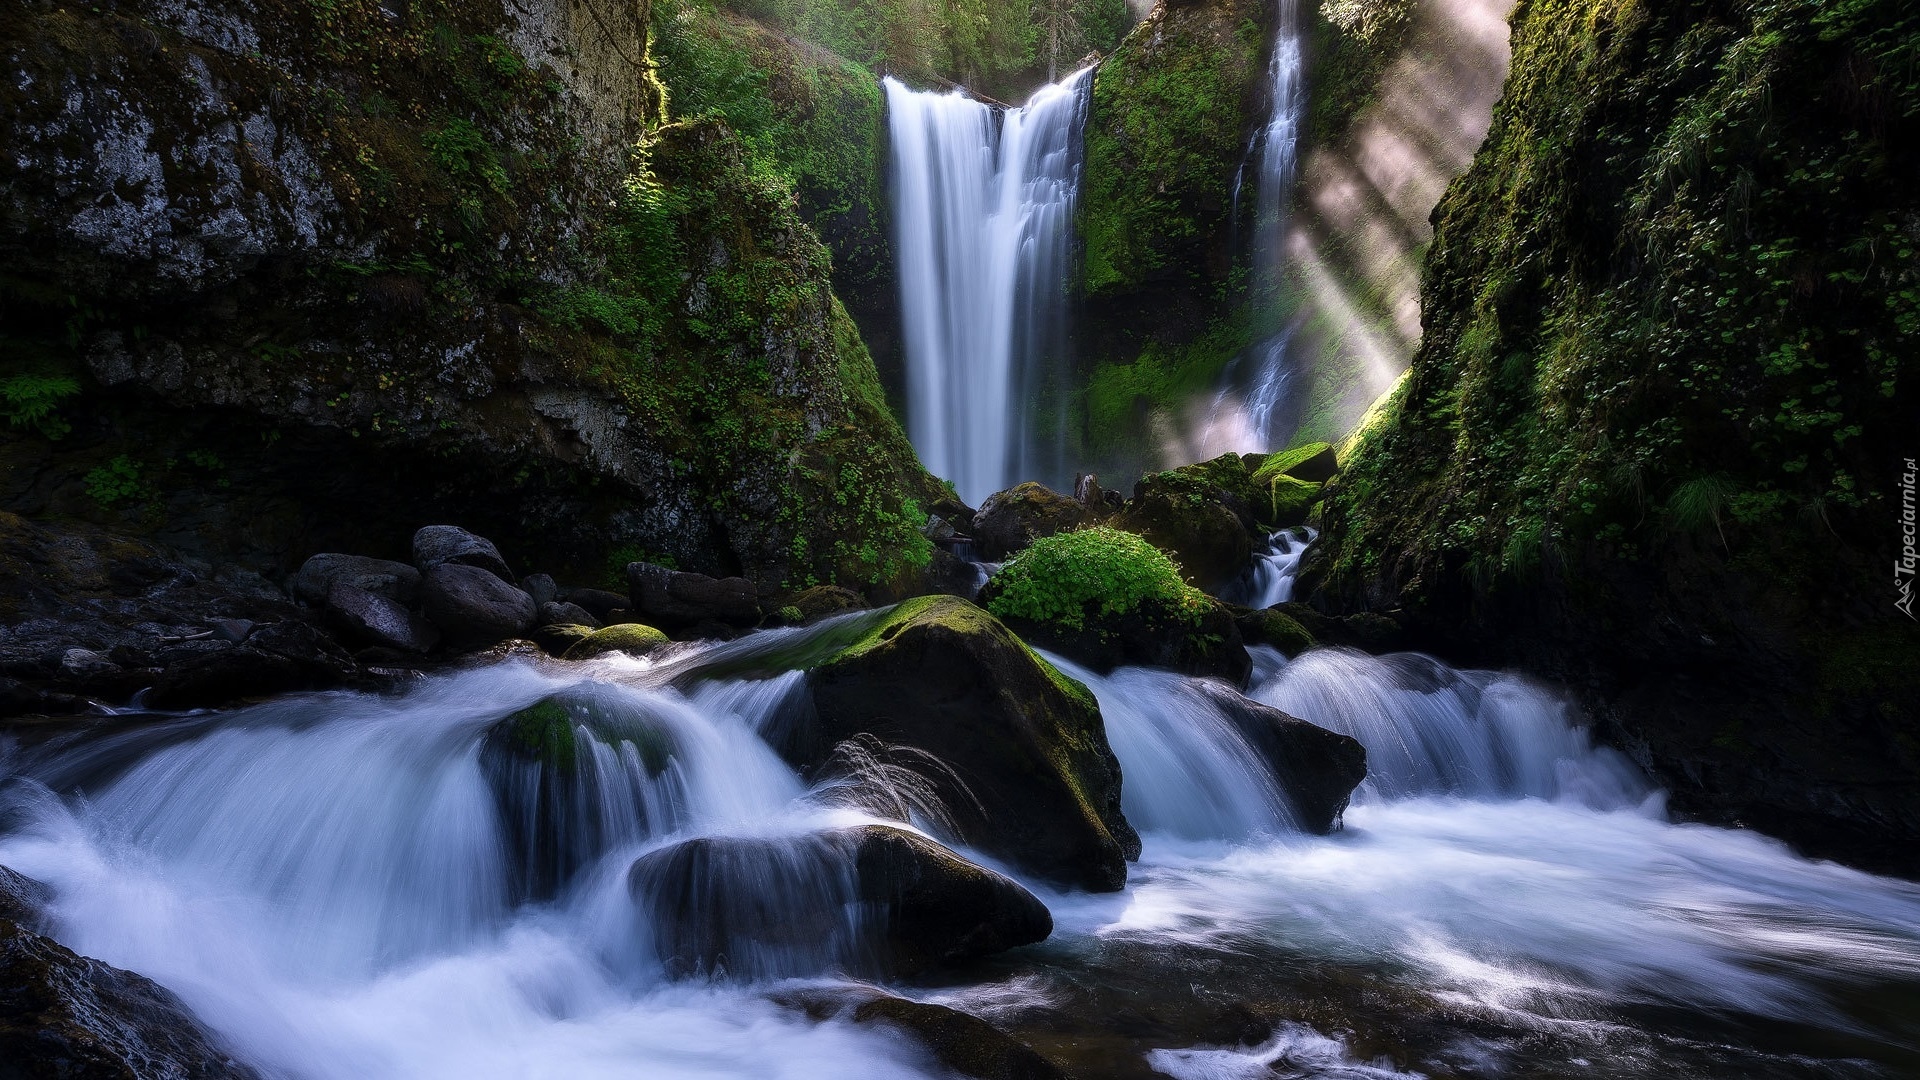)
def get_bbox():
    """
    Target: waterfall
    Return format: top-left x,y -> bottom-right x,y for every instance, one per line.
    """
887,70 -> 1091,504
1186,0 -> 1308,459
1224,525 -> 1316,608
